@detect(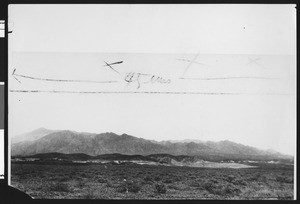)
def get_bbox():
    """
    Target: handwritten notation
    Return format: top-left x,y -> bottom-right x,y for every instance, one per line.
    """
9,55 -> 287,95
124,72 -> 171,89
